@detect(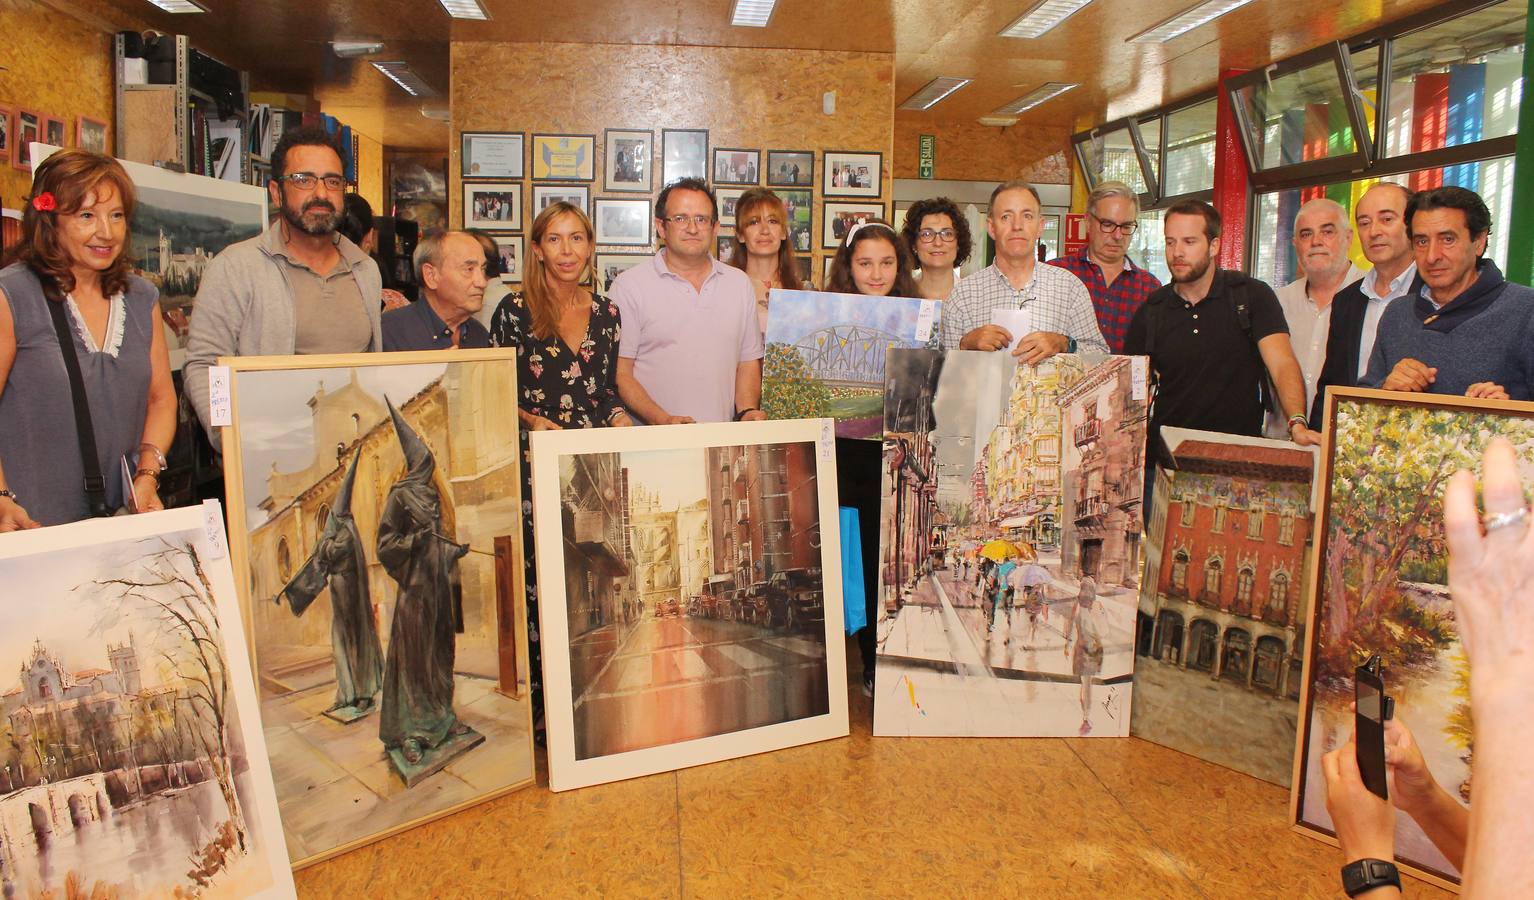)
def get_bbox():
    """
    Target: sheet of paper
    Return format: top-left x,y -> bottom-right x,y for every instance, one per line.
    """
208,365 -> 232,426
990,309 -> 1032,351
915,300 -> 936,343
